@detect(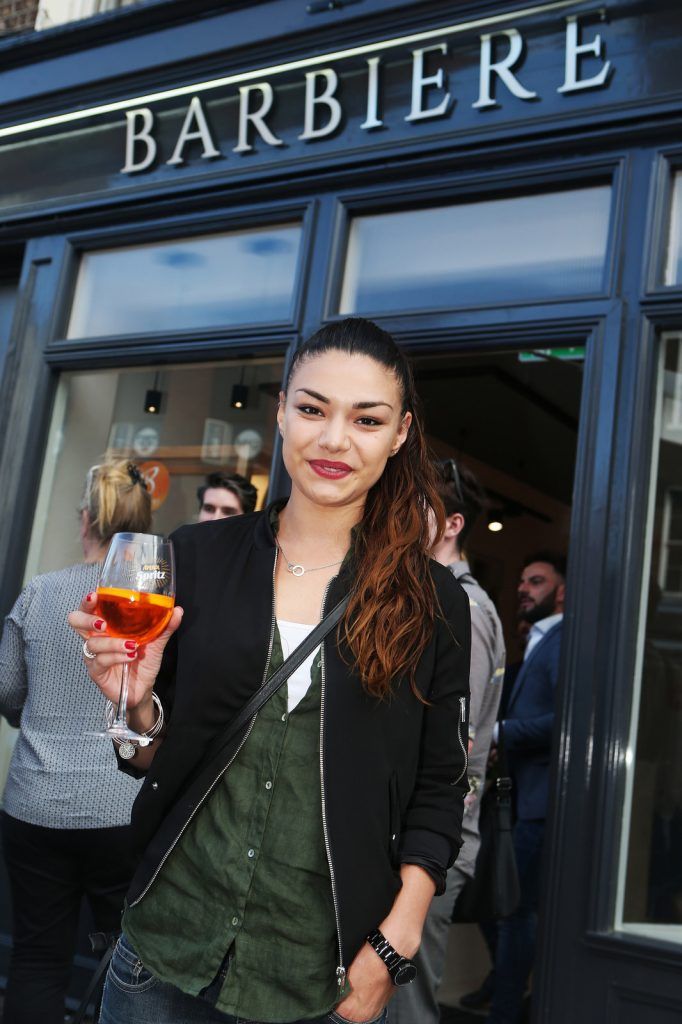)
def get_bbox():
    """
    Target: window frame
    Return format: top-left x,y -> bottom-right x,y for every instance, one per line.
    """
322,157 -> 624,323
49,198 -> 316,359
